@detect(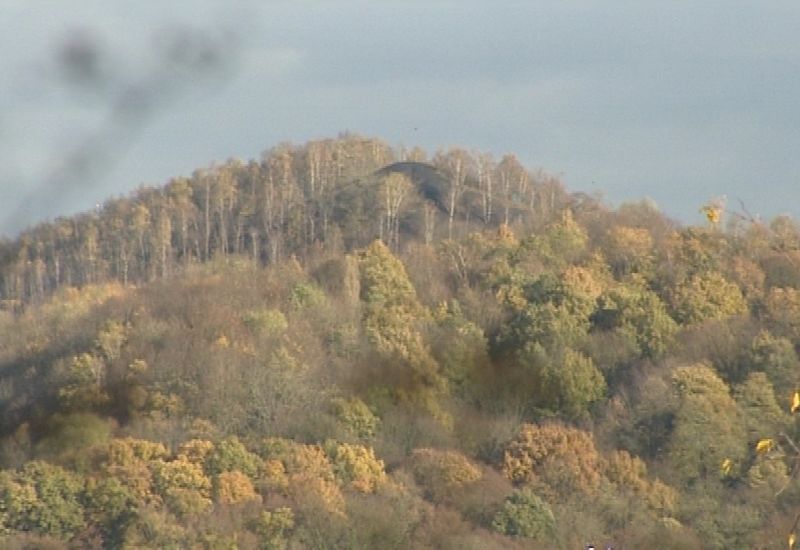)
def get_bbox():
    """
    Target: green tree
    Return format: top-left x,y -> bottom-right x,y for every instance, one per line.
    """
84,476 -> 137,545
670,271 -> 747,324
250,507 -> 295,550
500,267 -> 600,351
150,457 -> 212,517
749,330 -> 800,407
0,461 -> 85,539
204,436 -> 261,478
516,345 -> 606,419
593,280 -> 678,358
430,301 -> 490,395
527,210 -> 588,267
331,397 -> 379,439
734,372 -> 788,444
491,488 -> 556,539
667,364 -> 747,483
